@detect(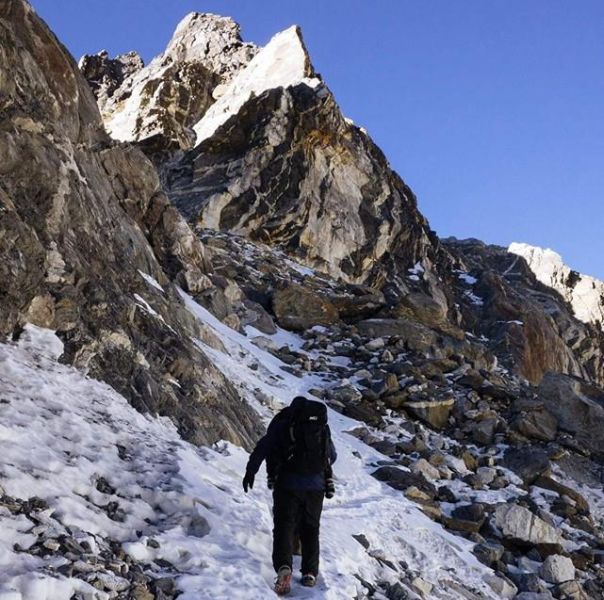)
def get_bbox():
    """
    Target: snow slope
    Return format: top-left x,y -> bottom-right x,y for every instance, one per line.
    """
509,242 -> 604,329
0,306 -> 502,599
